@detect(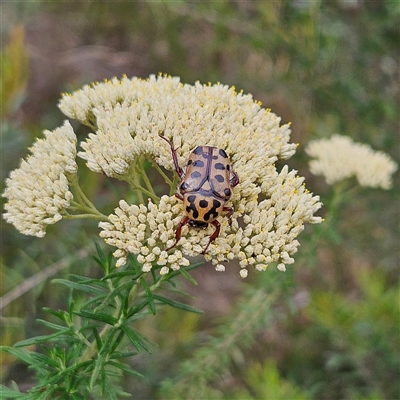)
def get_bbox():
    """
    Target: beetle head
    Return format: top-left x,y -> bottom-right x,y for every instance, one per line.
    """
188,220 -> 208,229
